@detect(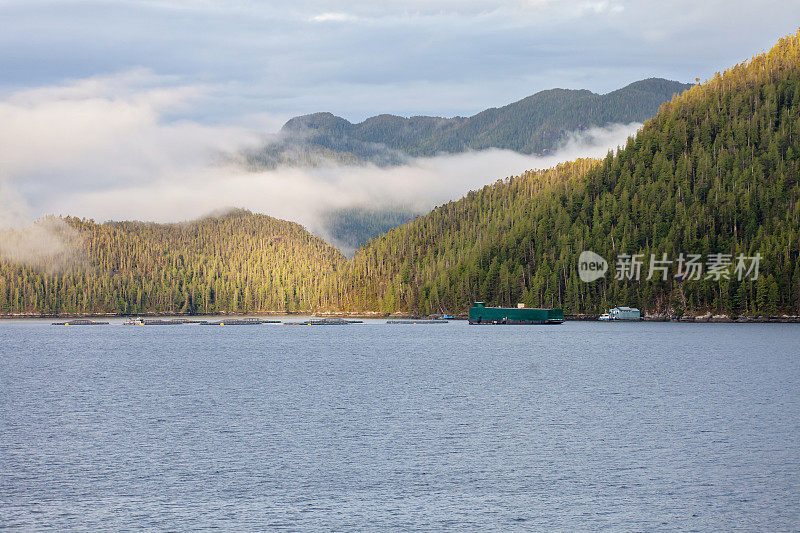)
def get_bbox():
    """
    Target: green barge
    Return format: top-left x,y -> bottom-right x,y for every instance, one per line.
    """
468,302 -> 563,325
